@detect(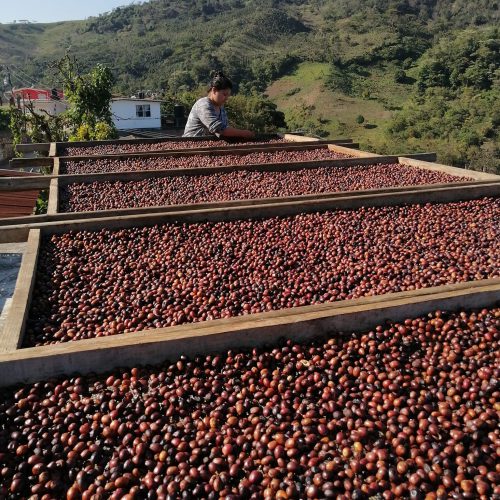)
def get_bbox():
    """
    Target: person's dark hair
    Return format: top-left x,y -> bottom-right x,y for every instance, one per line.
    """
209,71 -> 233,91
